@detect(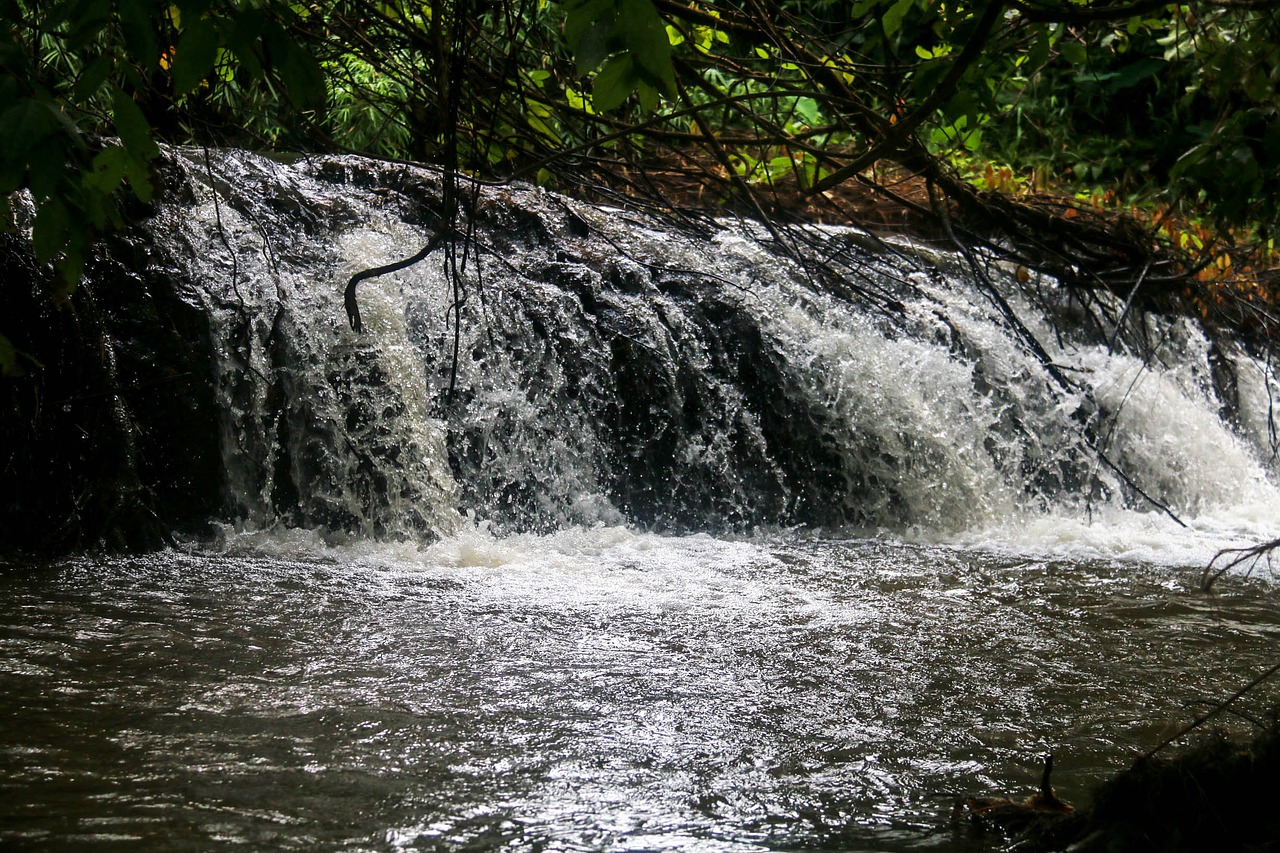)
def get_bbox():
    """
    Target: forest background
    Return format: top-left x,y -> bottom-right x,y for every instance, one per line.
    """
2,0 -> 1279,376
